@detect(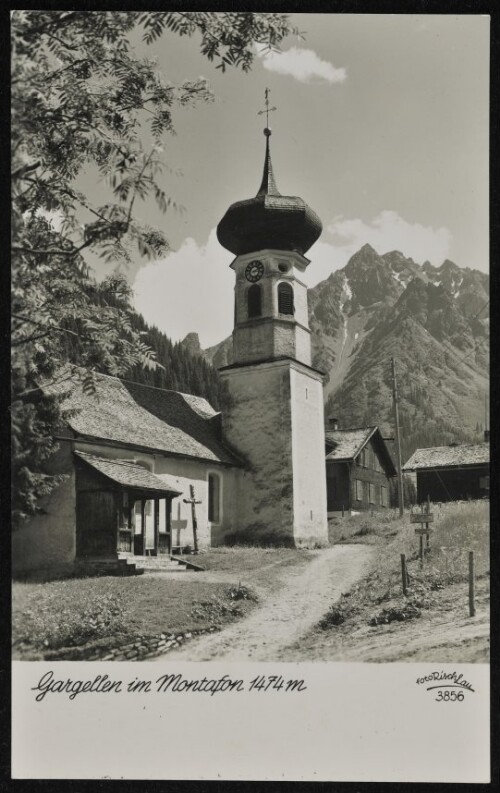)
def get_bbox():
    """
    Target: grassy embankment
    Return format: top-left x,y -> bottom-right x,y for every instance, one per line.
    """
297,500 -> 490,662
12,547 -> 312,660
